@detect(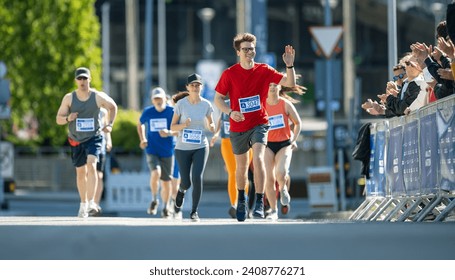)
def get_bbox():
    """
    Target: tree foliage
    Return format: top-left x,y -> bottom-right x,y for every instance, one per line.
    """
111,108 -> 142,154
0,0 -> 102,146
